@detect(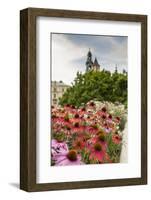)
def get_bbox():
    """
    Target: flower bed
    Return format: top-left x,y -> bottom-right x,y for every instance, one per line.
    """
51,101 -> 127,166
